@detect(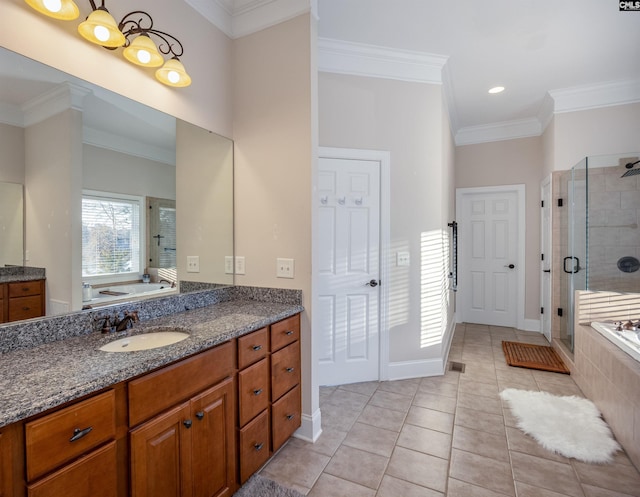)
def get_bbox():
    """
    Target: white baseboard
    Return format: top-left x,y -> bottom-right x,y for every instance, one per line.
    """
294,408 -> 322,443
522,318 -> 541,332
387,358 -> 445,380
